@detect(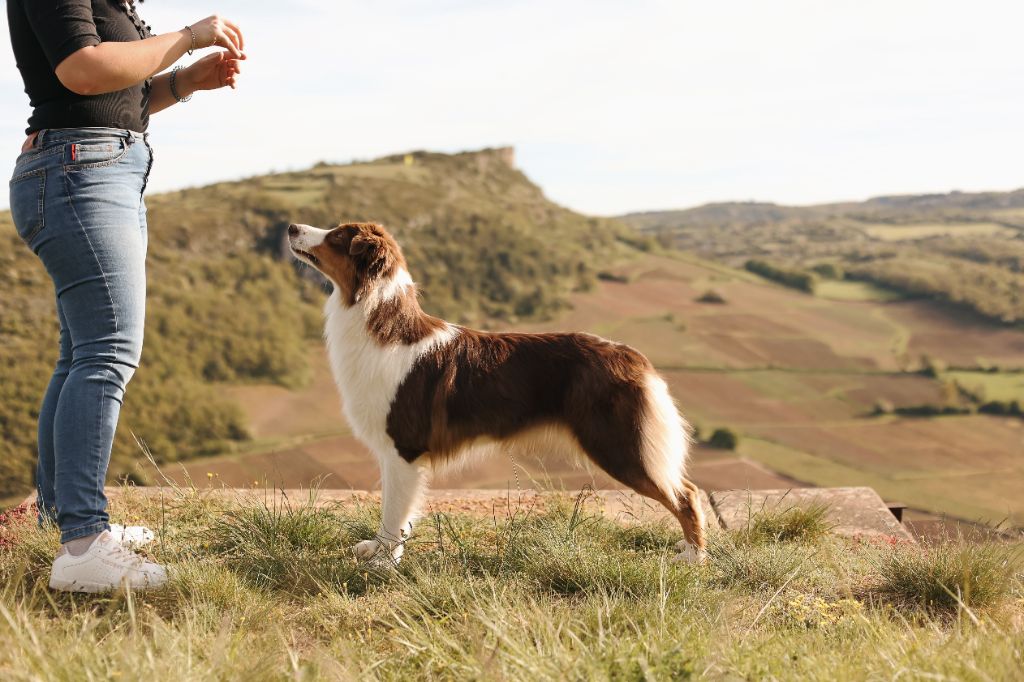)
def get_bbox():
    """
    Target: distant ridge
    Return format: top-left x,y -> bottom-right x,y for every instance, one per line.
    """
621,186 -> 1024,226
